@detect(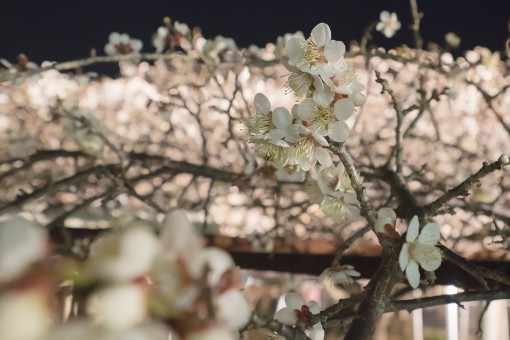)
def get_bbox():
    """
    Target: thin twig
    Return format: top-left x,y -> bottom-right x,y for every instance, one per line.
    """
386,289 -> 510,313
422,157 -> 509,218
